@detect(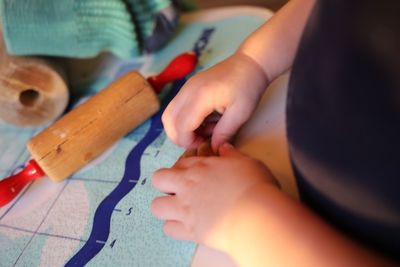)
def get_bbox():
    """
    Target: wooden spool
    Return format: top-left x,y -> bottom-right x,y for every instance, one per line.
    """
0,26 -> 69,127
